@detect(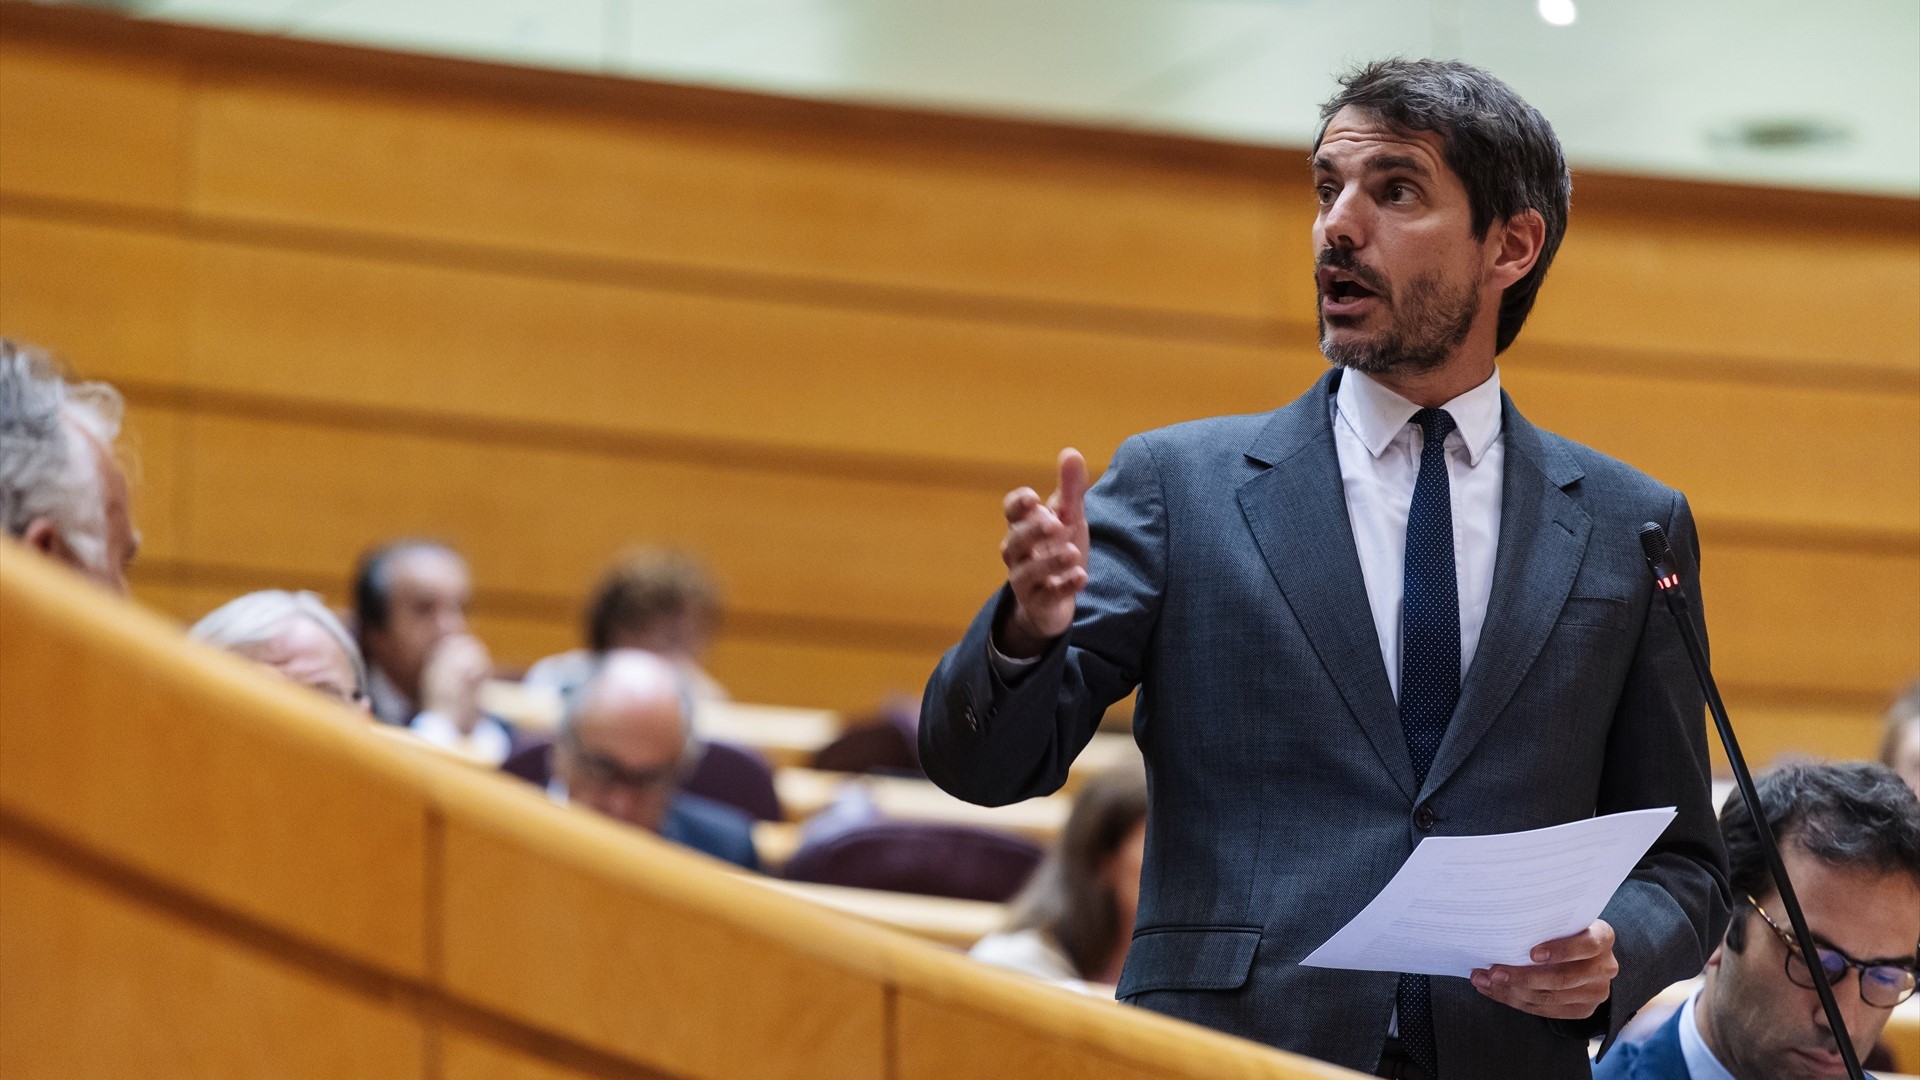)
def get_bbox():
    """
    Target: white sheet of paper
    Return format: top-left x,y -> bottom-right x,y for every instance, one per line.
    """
1300,807 -> 1678,978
